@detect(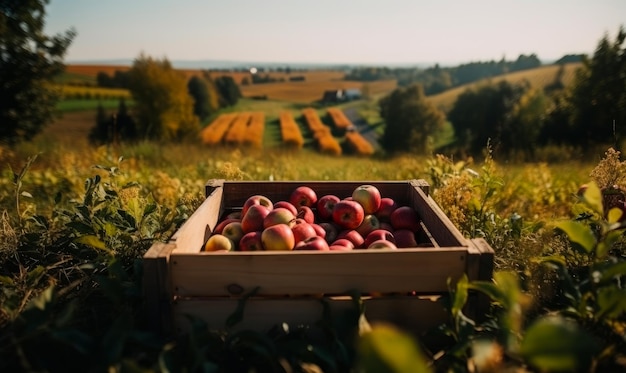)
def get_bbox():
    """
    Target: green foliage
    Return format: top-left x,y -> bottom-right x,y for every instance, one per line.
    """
187,76 -> 214,121
379,84 -> 446,154
88,99 -> 138,145
0,0 -> 75,144
128,54 -> 200,140
214,75 -> 242,107
567,26 -> 626,147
